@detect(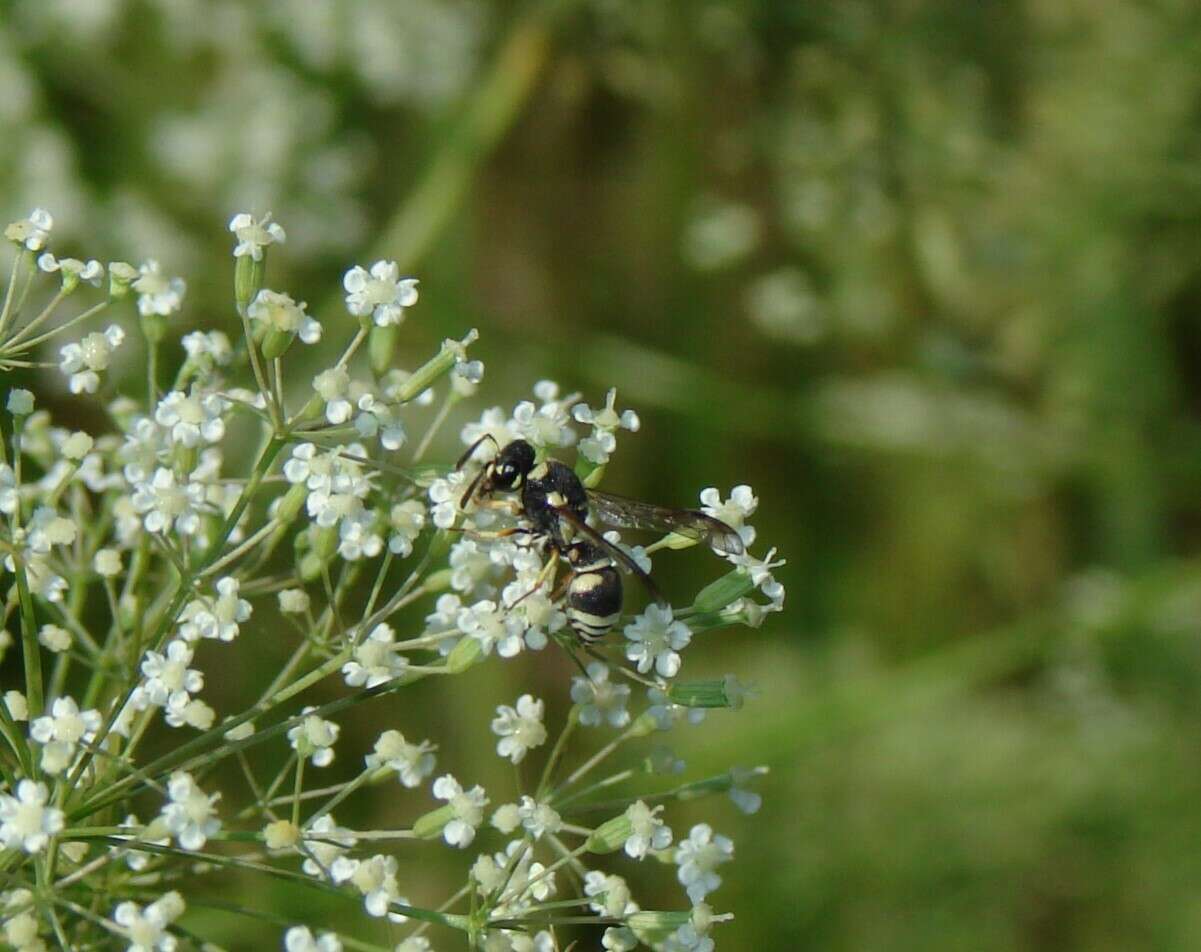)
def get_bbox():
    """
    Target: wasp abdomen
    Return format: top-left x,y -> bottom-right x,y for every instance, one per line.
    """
567,565 -> 623,643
